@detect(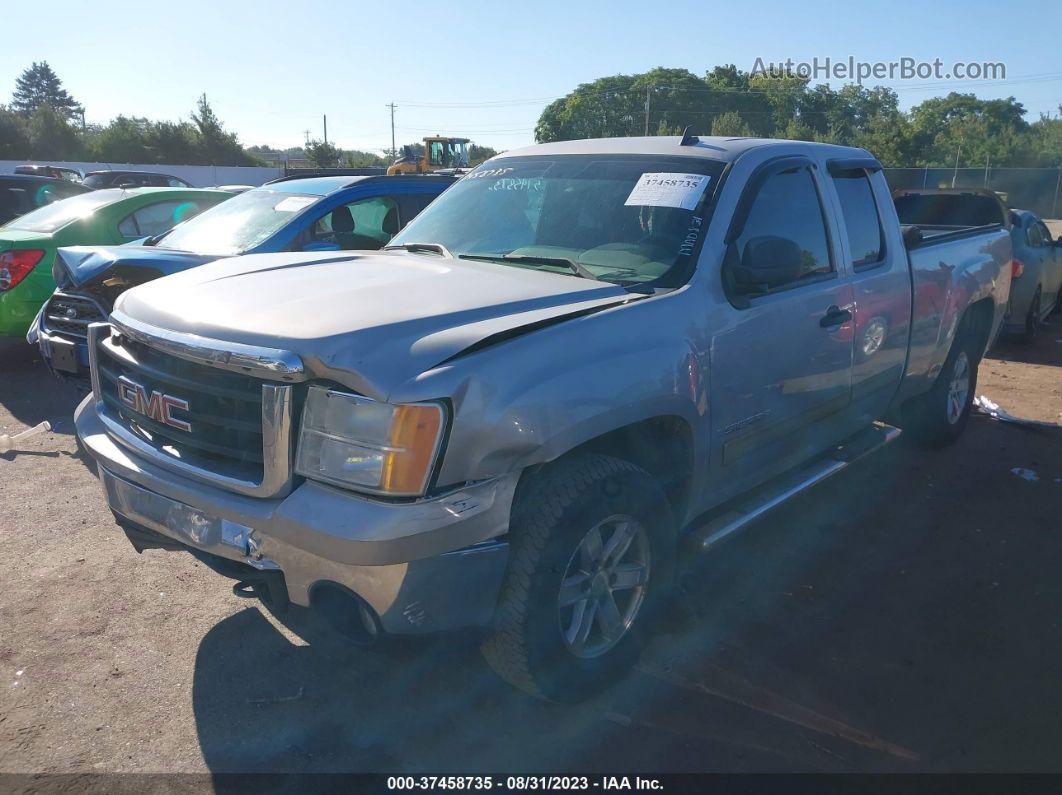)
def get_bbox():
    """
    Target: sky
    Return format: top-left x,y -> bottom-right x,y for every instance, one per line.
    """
2,0 -> 1060,154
